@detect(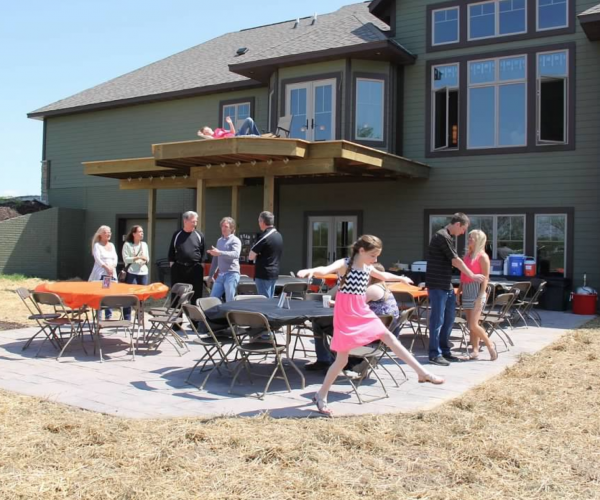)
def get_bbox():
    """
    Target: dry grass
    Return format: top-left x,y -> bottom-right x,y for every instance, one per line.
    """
0,277 -> 599,499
